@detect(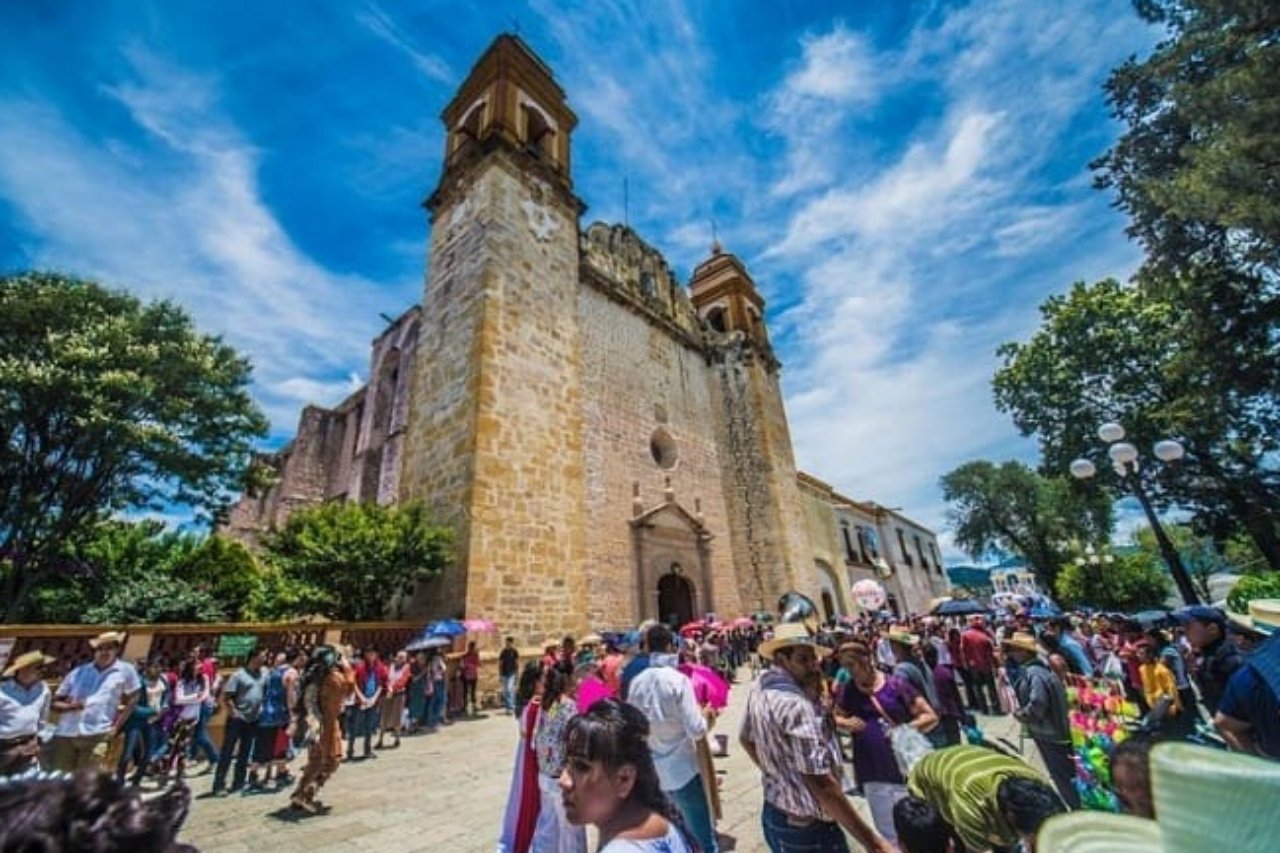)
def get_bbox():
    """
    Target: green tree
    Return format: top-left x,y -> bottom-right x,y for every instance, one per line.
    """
1055,551 -> 1171,611
940,460 -> 1112,590
1226,572 -> 1280,613
0,272 -> 268,621
184,535 -> 264,621
1095,0 -> 1280,277
993,278 -> 1280,570
263,501 -> 452,621
84,573 -> 226,624
1132,523 -> 1223,603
